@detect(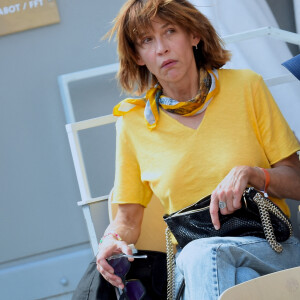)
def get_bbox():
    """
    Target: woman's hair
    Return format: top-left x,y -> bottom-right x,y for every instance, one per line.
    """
106,0 -> 231,95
